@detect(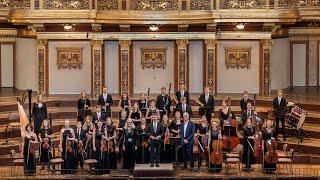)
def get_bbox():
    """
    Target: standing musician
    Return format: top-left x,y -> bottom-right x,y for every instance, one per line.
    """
146,100 -> 160,123
169,111 -> 183,163
138,93 -> 149,116
196,116 -> 209,169
198,87 -> 215,124
156,87 -> 171,120
59,120 -> 76,174
218,99 -> 236,128
97,86 -> 113,117
273,89 -> 287,141
77,90 -> 91,123
122,118 -> 138,170
176,97 -> 193,117
38,120 -> 53,170
241,101 -> 255,125
92,105 -> 106,124
137,117 -> 150,164
147,113 -> 164,167
207,121 -> 222,173
118,92 -> 131,114
105,117 -> 118,169
180,112 -> 195,169
82,116 -> 94,159
22,124 -> 38,176
129,102 -> 143,127
242,118 -> 256,172
161,115 -> 173,163
262,119 -> 277,173
74,121 -> 86,169
93,121 -> 108,174
32,94 -> 47,136
174,84 -> 190,105
240,91 -> 250,112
